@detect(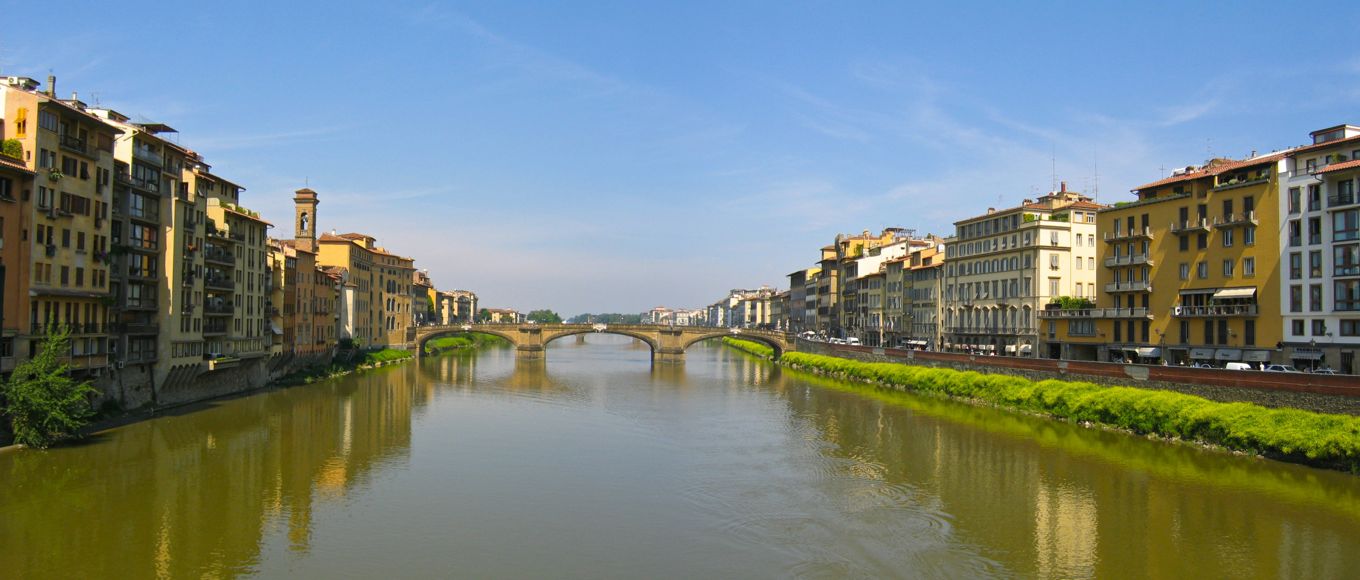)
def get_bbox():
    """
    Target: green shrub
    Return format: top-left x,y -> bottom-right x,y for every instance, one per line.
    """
1,138 -> 21,161
362,348 -> 413,365
0,327 -> 98,449
722,337 -> 774,358
780,352 -> 1360,471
